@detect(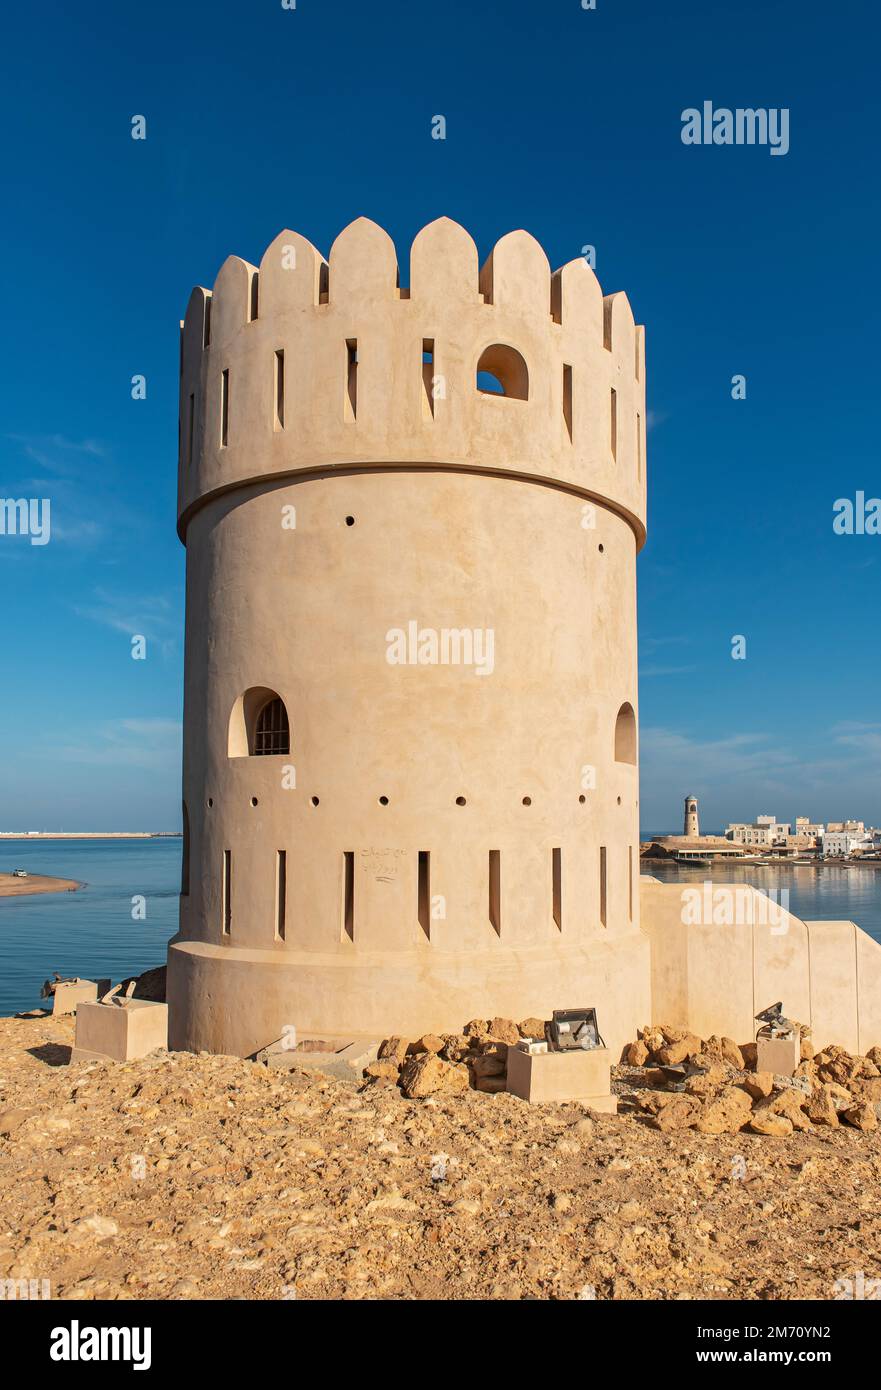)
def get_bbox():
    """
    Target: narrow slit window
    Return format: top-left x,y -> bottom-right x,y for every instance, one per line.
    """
636,411 -> 642,481
418,850 -> 431,938
203,296 -> 211,348
488,850 -> 501,936
342,851 -> 354,941
187,392 -> 195,467
221,369 -> 229,447
275,350 -> 285,430
345,339 -> 358,420
249,273 -> 259,323
628,845 -> 633,921
562,364 -> 573,443
610,387 -> 617,461
422,338 -> 435,419
552,847 -> 562,930
222,850 -> 231,935
599,846 -> 607,927
276,850 -> 287,941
